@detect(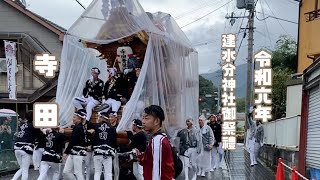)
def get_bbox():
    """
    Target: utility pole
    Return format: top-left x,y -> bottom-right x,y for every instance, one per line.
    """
226,0 -> 256,130
246,8 -> 254,120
